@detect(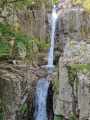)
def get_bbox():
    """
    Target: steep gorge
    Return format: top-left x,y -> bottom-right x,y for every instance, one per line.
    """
0,0 -> 90,120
